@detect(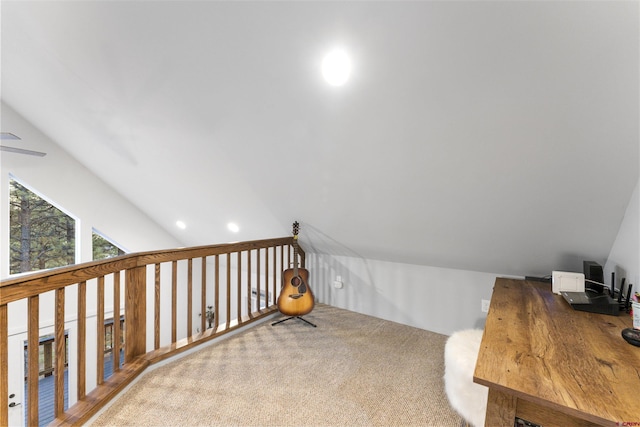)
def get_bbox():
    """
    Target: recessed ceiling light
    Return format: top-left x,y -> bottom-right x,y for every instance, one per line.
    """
227,222 -> 240,233
322,49 -> 351,86
176,220 -> 186,230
